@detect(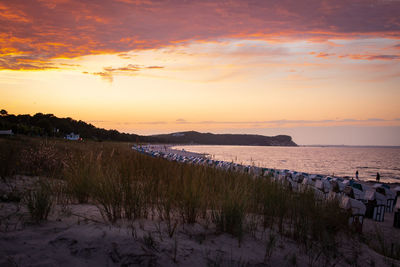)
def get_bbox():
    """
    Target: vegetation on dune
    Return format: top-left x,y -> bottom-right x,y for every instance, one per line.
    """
3,136 -> 398,264
0,137 -> 346,230
24,179 -> 53,223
